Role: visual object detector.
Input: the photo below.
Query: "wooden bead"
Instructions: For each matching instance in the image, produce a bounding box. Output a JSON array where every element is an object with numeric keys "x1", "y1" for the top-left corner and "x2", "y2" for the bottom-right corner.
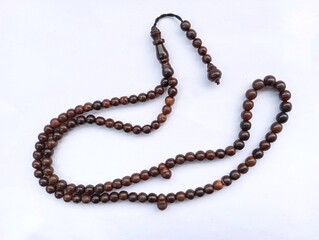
[
  {"x1": 213, "y1": 180, "x2": 224, "y2": 190},
  {"x1": 157, "y1": 194, "x2": 168, "y2": 210}
]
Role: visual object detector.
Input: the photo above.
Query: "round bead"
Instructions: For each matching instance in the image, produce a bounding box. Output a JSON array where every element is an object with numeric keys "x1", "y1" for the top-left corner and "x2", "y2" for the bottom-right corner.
[
  {"x1": 95, "y1": 184, "x2": 104, "y2": 194},
  {"x1": 185, "y1": 152, "x2": 195, "y2": 161},
  {"x1": 241, "y1": 111, "x2": 252, "y2": 121},
  {"x1": 252, "y1": 79, "x2": 265, "y2": 90},
  {"x1": 119, "y1": 191, "x2": 128, "y2": 201},
  {"x1": 266, "y1": 132, "x2": 277, "y2": 142},
  {"x1": 280, "y1": 90, "x2": 291, "y2": 101},
  {"x1": 276, "y1": 112, "x2": 289, "y2": 123},
  {"x1": 195, "y1": 187, "x2": 205, "y2": 197},
  {"x1": 165, "y1": 97, "x2": 175, "y2": 106},
  {"x1": 132, "y1": 125, "x2": 142, "y2": 134},
  {"x1": 180, "y1": 20, "x2": 191, "y2": 31},
  {"x1": 225, "y1": 146, "x2": 236, "y2": 156},
  {"x1": 110, "y1": 97, "x2": 120, "y2": 106},
  {"x1": 119, "y1": 97, "x2": 129, "y2": 105},
  {"x1": 204, "y1": 184, "x2": 214, "y2": 194},
  {"x1": 274, "y1": 81, "x2": 286, "y2": 92},
  {"x1": 149, "y1": 167, "x2": 159, "y2": 177},
  {"x1": 213, "y1": 180, "x2": 224, "y2": 190},
  {"x1": 245, "y1": 156, "x2": 257, "y2": 167},
  {"x1": 280, "y1": 102, "x2": 292, "y2": 112},
  {"x1": 263, "y1": 75, "x2": 276, "y2": 86},
  {"x1": 271, "y1": 122, "x2": 283, "y2": 133},
  {"x1": 202, "y1": 54, "x2": 212, "y2": 64},
  {"x1": 92, "y1": 100, "x2": 102, "y2": 110},
  {"x1": 138, "y1": 192, "x2": 148, "y2": 203},
  {"x1": 128, "y1": 192, "x2": 138, "y2": 202},
  {"x1": 95, "y1": 117, "x2": 105, "y2": 126},
  {"x1": 198, "y1": 46, "x2": 207, "y2": 56},
  {"x1": 142, "y1": 125, "x2": 151, "y2": 134},
  {"x1": 140, "y1": 170, "x2": 150, "y2": 180},
  {"x1": 186, "y1": 29, "x2": 197, "y2": 39},
  {"x1": 138, "y1": 93, "x2": 147, "y2": 102},
  {"x1": 239, "y1": 131, "x2": 250, "y2": 141},
  {"x1": 168, "y1": 87, "x2": 178, "y2": 97},
  {"x1": 81, "y1": 195, "x2": 91, "y2": 203},
  {"x1": 230, "y1": 170, "x2": 241, "y2": 180},
  {"x1": 129, "y1": 95, "x2": 138, "y2": 104},
  {"x1": 259, "y1": 140, "x2": 271, "y2": 151},
  {"x1": 195, "y1": 150, "x2": 205, "y2": 161},
  {"x1": 245, "y1": 89, "x2": 257, "y2": 100},
  {"x1": 176, "y1": 191, "x2": 186, "y2": 201},
  {"x1": 234, "y1": 139, "x2": 245, "y2": 150},
  {"x1": 100, "y1": 193, "x2": 110, "y2": 203},
  {"x1": 102, "y1": 99, "x2": 111, "y2": 108},
  {"x1": 110, "y1": 192, "x2": 119, "y2": 202},
  {"x1": 86, "y1": 115, "x2": 95, "y2": 124},
  {"x1": 175, "y1": 154, "x2": 185, "y2": 164},
  {"x1": 148, "y1": 193, "x2": 158, "y2": 203},
  {"x1": 91, "y1": 195, "x2": 100, "y2": 203},
  {"x1": 103, "y1": 181, "x2": 113, "y2": 192},
  {"x1": 205, "y1": 150, "x2": 215, "y2": 160},
  {"x1": 237, "y1": 163, "x2": 249, "y2": 174},
  {"x1": 243, "y1": 100, "x2": 254, "y2": 111},
  {"x1": 114, "y1": 121, "x2": 123, "y2": 130},
  {"x1": 240, "y1": 121, "x2": 251, "y2": 131},
  {"x1": 252, "y1": 148, "x2": 264, "y2": 159},
  {"x1": 131, "y1": 173, "x2": 141, "y2": 183},
  {"x1": 192, "y1": 38, "x2": 202, "y2": 48},
  {"x1": 54, "y1": 191, "x2": 63, "y2": 199},
  {"x1": 221, "y1": 176, "x2": 232, "y2": 186},
  {"x1": 112, "y1": 179, "x2": 122, "y2": 189},
  {"x1": 166, "y1": 193, "x2": 176, "y2": 203},
  {"x1": 185, "y1": 189, "x2": 195, "y2": 199},
  {"x1": 215, "y1": 149, "x2": 225, "y2": 159}
]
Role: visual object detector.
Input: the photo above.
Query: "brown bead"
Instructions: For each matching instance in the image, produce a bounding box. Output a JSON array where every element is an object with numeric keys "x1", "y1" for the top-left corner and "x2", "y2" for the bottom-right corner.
[
  {"x1": 95, "y1": 183, "x2": 104, "y2": 194},
  {"x1": 110, "y1": 192, "x2": 119, "y2": 202},
  {"x1": 149, "y1": 167, "x2": 159, "y2": 177},
  {"x1": 243, "y1": 100, "x2": 254, "y2": 111},
  {"x1": 128, "y1": 192, "x2": 138, "y2": 202},
  {"x1": 205, "y1": 150, "x2": 215, "y2": 160},
  {"x1": 185, "y1": 152, "x2": 195, "y2": 161},
  {"x1": 102, "y1": 99, "x2": 111, "y2": 108},
  {"x1": 195, "y1": 150, "x2": 205, "y2": 161},
  {"x1": 174, "y1": 154, "x2": 184, "y2": 164},
  {"x1": 176, "y1": 191, "x2": 186, "y2": 201},
  {"x1": 91, "y1": 195, "x2": 100, "y2": 203},
  {"x1": 35, "y1": 141, "x2": 45, "y2": 151},
  {"x1": 38, "y1": 133, "x2": 48, "y2": 143},
  {"x1": 39, "y1": 177, "x2": 49, "y2": 187},
  {"x1": 76, "y1": 116, "x2": 86, "y2": 125},
  {"x1": 263, "y1": 75, "x2": 276, "y2": 86},
  {"x1": 225, "y1": 146, "x2": 236, "y2": 156},
  {"x1": 110, "y1": 97, "x2": 120, "y2": 106},
  {"x1": 43, "y1": 167, "x2": 54, "y2": 176},
  {"x1": 274, "y1": 81, "x2": 286, "y2": 92},
  {"x1": 160, "y1": 168, "x2": 172, "y2": 179},
  {"x1": 157, "y1": 113, "x2": 167, "y2": 123},
  {"x1": 245, "y1": 156, "x2": 257, "y2": 167},
  {"x1": 204, "y1": 184, "x2": 214, "y2": 194},
  {"x1": 166, "y1": 193, "x2": 176, "y2": 203},
  {"x1": 48, "y1": 174, "x2": 59, "y2": 185},
  {"x1": 280, "y1": 90, "x2": 291, "y2": 101},
  {"x1": 239, "y1": 131, "x2": 250, "y2": 141},
  {"x1": 66, "y1": 120, "x2": 76, "y2": 128},
  {"x1": 230, "y1": 170, "x2": 241, "y2": 180},
  {"x1": 147, "y1": 193, "x2": 158, "y2": 203},
  {"x1": 237, "y1": 163, "x2": 249, "y2": 174},
  {"x1": 119, "y1": 191, "x2": 128, "y2": 201},
  {"x1": 252, "y1": 149, "x2": 264, "y2": 159},
  {"x1": 266, "y1": 132, "x2": 277, "y2": 142},
  {"x1": 162, "y1": 105, "x2": 172, "y2": 115},
  {"x1": 72, "y1": 195, "x2": 81, "y2": 203},
  {"x1": 280, "y1": 102, "x2": 292, "y2": 112},
  {"x1": 112, "y1": 179, "x2": 122, "y2": 189},
  {"x1": 215, "y1": 149, "x2": 225, "y2": 159},
  {"x1": 132, "y1": 125, "x2": 142, "y2": 134},
  {"x1": 100, "y1": 193, "x2": 110, "y2": 203},
  {"x1": 165, "y1": 158, "x2": 175, "y2": 168},
  {"x1": 138, "y1": 93, "x2": 147, "y2": 102},
  {"x1": 245, "y1": 89, "x2": 257, "y2": 100},
  {"x1": 128, "y1": 95, "x2": 138, "y2": 104},
  {"x1": 131, "y1": 173, "x2": 141, "y2": 183},
  {"x1": 202, "y1": 54, "x2": 212, "y2": 64},
  {"x1": 92, "y1": 100, "x2": 102, "y2": 110},
  {"x1": 34, "y1": 170, "x2": 43, "y2": 178},
  {"x1": 252, "y1": 79, "x2": 264, "y2": 90},
  {"x1": 58, "y1": 113, "x2": 68, "y2": 123},
  {"x1": 33, "y1": 151, "x2": 42, "y2": 160},
  {"x1": 168, "y1": 87, "x2": 177, "y2": 97},
  {"x1": 83, "y1": 102, "x2": 93, "y2": 112},
  {"x1": 241, "y1": 111, "x2": 252, "y2": 121},
  {"x1": 276, "y1": 112, "x2": 289, "y2": 123},
  {"x1": 140, "y1": 170, "x2": 150, "y2": 180},
  {"x1": 259, "y1": 140, "x2": 271, "y2": 151},
  {"x1": 75, "y1": 184, "x2": 85, "y2": 195},
  {"x1": 151, "y1": 121, "x2": 160, "y2": 130},
  {"x1": 75, "y1": 105, "x2": 84, "y2": 114},
  {"x1": 44, "y1": 125, "x2": 54, "y2": 134},
  {"x1": 63, "y1": 194, "x2": 72, "y2": 202},
  {"x1": 180, "y1": 20, "x2": 191, "y2": 31},
  {"x1": 198, "y1": 46, "x2": 207, "y2": 56},
  {"x1": 271, "y1": 122, "x2": 283, "y2": 133},
  {"x1": 155, "y1": 85, "x2": 164, "y2": 95},
  {"x1": 165, "y1": 97, "x2": 175, "y2": 106},
  {"x1": 81, "y1": 195, "x2": 91, "y2": 204},
  {"x1": 56, "y1": 180, "x2": 67, "y2": 191},
  {"x1": 95, "y1": 117, "x2": 105, "y2": 126},
  {"x1": 147, "y1": 90, "x2": 156, "y2": 99},
  {"x1": 114, "y1": 121, "x2": 123, "y2": 130},
  {"x1": 195, "y1": 187, "x2": 205, "y2": 197},
  {"x1": 221, "y1": 176, "x2": 232, "y2": 186},
  {"x1": 186, "y1": 189, "x2": 195, "y2": 199},
  {"x1": 240, "y1": 121, "x2": 251, "y2": 131},
  {"x1": 186, "y1": 29, "x2": 197, "y2": 39},
  {"x1": 65, "y1": 184, "x2": 76, "y2": 194},
  {"x1": 66, "y1": 109, "x2": 76, "y2": 118},
  {"x1": 123, "y1": 123, "x2": 133, "y2": 132},
  {"x1": 103, "y1": 181, "x2": 113, "y2": 192},
  {"x1": 50, "y1": 118, "x2": 61, "y2": 128},
  {"x1": 105, "y1": 118, "x2": 114, "y2": 128},
  {"x1": 157, "y1": 194, "x2": 168, "y2": 210},
  {"x1": 138, "y1": 192, "x2": 148, "y2": 203},
  {"x1": 121, "y1": 176, "x2": 131, "y2": 186},
  {"x1": 161, "y1": 78, "x2": 169, "y2": 87},
  {"x1": 142, "y1": 125, "x2": 151, "y2": 134},
  {"x1": 32, "y1": 160, "x2": 42, "y2": 169},
  {"x1": 86, "y1": 115, "x2": 95, "y2": 124},
  {"x1": 213, "y1": 180, "x2": 224, "y2": 190},
  {"x1": 119, "y1": 96, "x2": 129, "y2": 105},
  {"x1": 192, "y1": 38, "x2": 202, "y2": 48},
  {"x1": 46, "y1": 185, "x2": 55, "y2": 194}
]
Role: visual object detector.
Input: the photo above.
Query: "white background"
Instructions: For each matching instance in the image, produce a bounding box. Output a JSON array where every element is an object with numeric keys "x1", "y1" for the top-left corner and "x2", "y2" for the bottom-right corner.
[{"x1": 1, "y1": 0, "x2": 318, "y2": 239}]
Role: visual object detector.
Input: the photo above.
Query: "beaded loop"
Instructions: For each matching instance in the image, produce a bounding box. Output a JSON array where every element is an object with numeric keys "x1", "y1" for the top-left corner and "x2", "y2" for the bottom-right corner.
[{"x1": 32, "y1": 13, "x2": 291, "y2": 211}]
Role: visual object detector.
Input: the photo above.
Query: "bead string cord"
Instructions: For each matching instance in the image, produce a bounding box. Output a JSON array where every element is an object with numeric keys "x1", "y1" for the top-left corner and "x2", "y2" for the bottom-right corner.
[{"x1": 32, "y1": 13, "x2": 292, "y2": 210}]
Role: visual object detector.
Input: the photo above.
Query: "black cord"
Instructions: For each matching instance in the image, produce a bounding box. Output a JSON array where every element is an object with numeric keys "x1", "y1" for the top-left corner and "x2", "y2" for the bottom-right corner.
[{"x1": 153, "y1": 13, "x2": 183, "y2": 27}]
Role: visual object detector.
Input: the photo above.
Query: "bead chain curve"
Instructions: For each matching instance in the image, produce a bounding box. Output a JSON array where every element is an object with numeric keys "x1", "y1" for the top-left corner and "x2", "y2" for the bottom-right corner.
[{"x1": 32, "y1": 13, "x2": 292, "y2": 210}]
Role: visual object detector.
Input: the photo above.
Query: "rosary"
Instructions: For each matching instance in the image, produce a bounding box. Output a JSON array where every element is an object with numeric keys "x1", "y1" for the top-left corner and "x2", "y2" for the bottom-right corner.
[{"x1": 32, "y1": 13, "x2": 292, "y2": 210}]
